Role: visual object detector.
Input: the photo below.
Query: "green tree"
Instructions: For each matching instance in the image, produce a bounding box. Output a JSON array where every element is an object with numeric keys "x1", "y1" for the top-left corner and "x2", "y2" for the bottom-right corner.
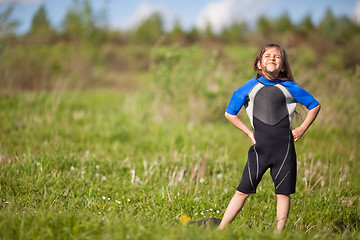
[
  {"x1": 62, "y1": 0, "x2": 96, "y2": 41},
  {"x1": 298, "y1": 14, "x2": 314, "y2": 33},
  {"x1": 335, "y1": 16, "x2": 360, "y2": 42},
  {"x1": 319, "y1": 8, "x2": 339, "y2": 41},
  {"x1": 28, "y1": 5, "x2": 56, "y2": 41},
  {"x1": 273, "y1": 12, "x2": 293, "y2": 34},
  {"x1": 0, "y1": 5, "x2": 18, "y2": 58},
  {"x1": 256, "y1": 16, "x2": 272, "y2": 36},
  {"x1": 170, "y1": 18, "x2": 185, "y2": 42},
  {"x1": 204, "y1": 22, "x2": 214, "y2": 39},
  {"x1": 134, "y1": 12, "x2": 164, "y2": 43},
  {"x1": 220, "y1": 21, "x2": 249, "y2": 43},
  {"x1": 185, "y1": 26, "x2": 199, "y2": 43},
  {"x1": 0, "y1": 5, "x2": 18, "y2": 39}
]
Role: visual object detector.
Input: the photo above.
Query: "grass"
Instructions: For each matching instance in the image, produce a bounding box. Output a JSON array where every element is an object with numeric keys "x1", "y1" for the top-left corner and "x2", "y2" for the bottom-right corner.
[{"x1": 1, "y1": 44, "x2": 359, "y2": 239}]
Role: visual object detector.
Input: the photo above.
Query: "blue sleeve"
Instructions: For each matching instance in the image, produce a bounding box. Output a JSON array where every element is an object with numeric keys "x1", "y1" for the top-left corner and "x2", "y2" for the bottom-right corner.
[
  {"x1": 225, "y1": 78, "x2": 258, "y2": 115},
  {"x1": 283, "y1": 81, "x2": 319, "y2": 110}
]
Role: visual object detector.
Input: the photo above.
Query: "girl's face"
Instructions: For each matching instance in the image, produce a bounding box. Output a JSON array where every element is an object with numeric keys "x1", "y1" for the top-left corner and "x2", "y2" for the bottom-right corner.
[{"x1": 259, "y1": 47, "x2": 284, "y2": 77}]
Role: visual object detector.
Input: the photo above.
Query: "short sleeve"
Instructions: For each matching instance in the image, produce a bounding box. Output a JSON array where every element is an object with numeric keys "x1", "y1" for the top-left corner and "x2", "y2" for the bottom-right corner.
[
  {"x1": 225, "y1": 78, "x2": 258, "y2": 115},
  {"x1": 283, "y1": 81, "x2": 319, "y2": 110}
]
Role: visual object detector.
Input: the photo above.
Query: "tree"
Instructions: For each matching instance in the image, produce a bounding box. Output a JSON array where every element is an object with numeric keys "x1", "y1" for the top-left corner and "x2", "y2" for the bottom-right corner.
[
  {"x1": 185, "y1": 27, "x2": 199, "y2": 43},
  {"x1": 28, "y1": 5, "x2": 56, "y2": 41},
  {"x1": 220, "y1": 21, "x2": 249, "y2": 43},
  {"x1": 169, "y1": 18, "x2": 185, "y2": 42},
  {"x1": 134, "y1": 12, "x2": 164, "y2": 43},
  {"x1": 0, "y1": 5, "x2": 18, "y2": 40},
  {"x1": 256, "y1": 16, "x2": 272, "y2": 36},
  {"x1": 62, "y1": 0, "x2": 96, "y2": 41},
  {"x1": 204, "y1": 22, "x2": 214, "y2": 39},
  {"x1": 334, "y1": 16, "x2": 360, "y2": 42},
  {"x1": 273, "y1": 12, "x2": 293, "y2": 34},
  {"x1": 319, "y1": 8, "x2": 339, "y2": 41},
  {"x1": 298, "y1": 14, "x2": 314, "y2": 33},
  {"x1": 0, "y1": 5, "x2": 18, "y2": 58}
]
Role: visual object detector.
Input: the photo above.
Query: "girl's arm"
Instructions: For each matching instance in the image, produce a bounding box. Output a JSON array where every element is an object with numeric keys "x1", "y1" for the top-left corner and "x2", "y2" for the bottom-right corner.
[
  {"x1": 292, "y1": 104, "x2": 321, "y2": 142},
  {"x1": 225, "y1": 112, "x2": 256, "y2": 145}
]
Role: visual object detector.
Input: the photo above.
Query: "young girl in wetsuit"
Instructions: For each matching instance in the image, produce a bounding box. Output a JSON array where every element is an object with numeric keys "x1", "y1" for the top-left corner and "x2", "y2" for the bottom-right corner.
[{"x1": 218, "y1": 43, "x2": 321, "y2": 232}]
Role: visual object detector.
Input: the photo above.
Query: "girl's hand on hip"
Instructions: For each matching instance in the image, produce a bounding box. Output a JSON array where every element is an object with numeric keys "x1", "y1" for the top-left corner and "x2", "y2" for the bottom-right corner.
[
  {"x1": 292, "y1": 127, "x2": 305, "y2": 142},
  {"x1": 247, "y1": 132, "x2": 256, "y2": 145},
  {"x1": 292, "y1": 104, "x2": 321, "y2": 142}
]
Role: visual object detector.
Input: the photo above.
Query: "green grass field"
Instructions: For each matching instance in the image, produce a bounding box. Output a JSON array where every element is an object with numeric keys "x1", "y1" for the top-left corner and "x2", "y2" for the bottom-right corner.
[{"x1": 1, "y1": 45, "x2": 359, "y2": 239}]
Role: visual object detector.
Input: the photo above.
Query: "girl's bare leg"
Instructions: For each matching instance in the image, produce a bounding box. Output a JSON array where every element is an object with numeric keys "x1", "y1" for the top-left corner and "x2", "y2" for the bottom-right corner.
[
  {"x1": 276, "y1": 194, "x2": 290, "y2": 233},
  {"x1": 217, "y1": 191, "x2": 250, "y2": 230}
]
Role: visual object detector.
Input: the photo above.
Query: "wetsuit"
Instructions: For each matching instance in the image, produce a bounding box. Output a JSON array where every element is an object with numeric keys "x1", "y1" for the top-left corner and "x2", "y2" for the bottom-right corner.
[{"x1": 226, "y1": 76, "x2": 319, "y2": 194}]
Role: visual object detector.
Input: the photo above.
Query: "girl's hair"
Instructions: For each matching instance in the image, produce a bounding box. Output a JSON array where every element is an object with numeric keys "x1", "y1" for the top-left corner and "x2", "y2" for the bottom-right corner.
[{"x1": 253, "y1": 43, "x2": 295, "y2": 82}]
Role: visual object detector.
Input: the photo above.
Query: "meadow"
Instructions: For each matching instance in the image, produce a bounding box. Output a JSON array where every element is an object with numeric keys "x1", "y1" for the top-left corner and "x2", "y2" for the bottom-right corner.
[{"x1": 1, "y1": 43, "x2": 359, "y2": 239}]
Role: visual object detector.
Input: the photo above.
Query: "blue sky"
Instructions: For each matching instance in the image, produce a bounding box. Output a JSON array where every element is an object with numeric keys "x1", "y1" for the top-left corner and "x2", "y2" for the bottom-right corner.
[{"x1": 1, "y1": 0, "x2": 360, "y2": 34}]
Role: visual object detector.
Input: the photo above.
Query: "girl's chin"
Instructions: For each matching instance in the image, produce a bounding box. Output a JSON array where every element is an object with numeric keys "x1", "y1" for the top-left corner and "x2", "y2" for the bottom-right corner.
[{"x1": 266, "y1": 66, "x2": 277, "y2": 72}]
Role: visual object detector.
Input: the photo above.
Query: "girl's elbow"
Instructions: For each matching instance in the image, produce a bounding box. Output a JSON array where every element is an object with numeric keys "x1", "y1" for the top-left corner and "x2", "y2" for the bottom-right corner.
[
  {"x1": 311, "y1": 103, "x2": 321, "y2": 112},
  {"x1": 225, "y1": 111, "x2": 235, "y2": 119},
  {"x1": 311, "y1": 104, "x2": 321, "y2": 116}
]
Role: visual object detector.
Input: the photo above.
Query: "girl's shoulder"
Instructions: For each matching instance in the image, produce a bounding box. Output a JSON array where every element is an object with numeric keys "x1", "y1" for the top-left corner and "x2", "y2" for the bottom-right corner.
[
  {"x1": 279, "y1": 80, "x2": 300, "y2": 88},
  {"x1": 235, "y1": 77, "x2": 258, "y2": 91},
  {"x1": 279, "y1": 80, "x2": 304, "y2": 93},
  {"x1": 231, "y1": 78, "x2": 259, "y2": 97},
  {"x1": 279, "y1": 80, "x2": 319, "y2": 109}
]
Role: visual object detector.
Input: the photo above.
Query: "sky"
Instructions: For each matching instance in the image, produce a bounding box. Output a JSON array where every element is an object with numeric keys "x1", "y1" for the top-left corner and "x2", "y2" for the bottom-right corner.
[{"x1": 1, "y1": 0, "x2": 360, "y2": 34}]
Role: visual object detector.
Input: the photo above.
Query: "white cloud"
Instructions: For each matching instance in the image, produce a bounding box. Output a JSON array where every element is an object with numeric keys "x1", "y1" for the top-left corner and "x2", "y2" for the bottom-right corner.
[
  {"x1": 196, "y1": 0, "x2": 275, "y2": 33},
  {"x1": 354, "y1": 0, "x2": 360, "y2": 24},
  {"x1": 114, "y1": 2, "x2": 167, "y2": 30}
]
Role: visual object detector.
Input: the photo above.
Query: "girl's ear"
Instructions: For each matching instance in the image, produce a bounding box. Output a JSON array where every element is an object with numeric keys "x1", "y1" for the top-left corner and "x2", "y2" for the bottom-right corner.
[{"x1": 257, "y1": 61, "x2": 262, "y2": 70}]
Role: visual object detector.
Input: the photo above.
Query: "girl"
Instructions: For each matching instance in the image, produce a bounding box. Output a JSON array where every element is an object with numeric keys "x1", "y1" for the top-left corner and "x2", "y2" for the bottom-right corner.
[{"x1": 218, "y1": 43, "x2": 321, "y2": 232}]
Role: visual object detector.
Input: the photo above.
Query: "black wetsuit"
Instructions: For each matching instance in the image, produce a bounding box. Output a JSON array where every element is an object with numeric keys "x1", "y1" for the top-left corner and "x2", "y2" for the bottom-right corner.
[{"x1": 226, "y1": 76, "x2": 319, "y2": 194}]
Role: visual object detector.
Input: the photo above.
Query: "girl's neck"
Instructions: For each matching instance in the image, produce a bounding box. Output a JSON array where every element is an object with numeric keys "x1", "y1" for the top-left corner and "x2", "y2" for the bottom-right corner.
[{"x1": 261, "y1": 71, "x2": 279, "y2": 81}]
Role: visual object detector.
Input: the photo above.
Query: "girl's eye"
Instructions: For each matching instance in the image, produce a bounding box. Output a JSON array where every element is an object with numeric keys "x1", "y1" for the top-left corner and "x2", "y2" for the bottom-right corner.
[{"x1": 263, "y1": 55, "x2": 281, "y2": 60}]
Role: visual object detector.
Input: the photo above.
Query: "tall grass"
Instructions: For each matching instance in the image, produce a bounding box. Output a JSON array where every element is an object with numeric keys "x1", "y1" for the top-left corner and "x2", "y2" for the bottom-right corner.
[{"x1": 0, "y1": 44, "x2": 359, "y2": 239}]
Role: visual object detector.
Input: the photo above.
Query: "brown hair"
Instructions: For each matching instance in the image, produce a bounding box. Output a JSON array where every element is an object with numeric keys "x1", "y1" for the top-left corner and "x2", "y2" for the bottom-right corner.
[{"x1": 253, "y1": 43, "x2": 295, "y2": 82}]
